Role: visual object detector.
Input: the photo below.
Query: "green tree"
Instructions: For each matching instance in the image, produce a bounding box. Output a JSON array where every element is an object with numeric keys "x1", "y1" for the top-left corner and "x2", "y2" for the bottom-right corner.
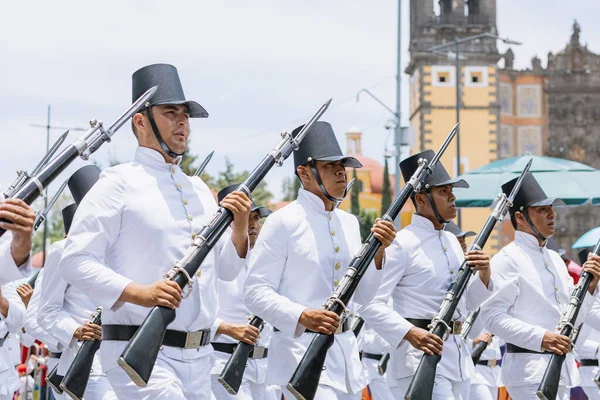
[
  {"x1": 281, "y1": 175, "x2": 302, "y2": 201},
  {"x1": 31, "y1": 192, "x2": 73, "y2": 254},
  {"x1": 212, "y1": 158, "x2": 273, "y2": 207},
  {"x1": 350, "y1": 169, "x2": 362, "y2": 216},
  {"x1": 381, "y1": 158, "x2": 392, "y2": 215},
  {"x1": 358, "y1": 209, "x2": 378, "y2": 241}
]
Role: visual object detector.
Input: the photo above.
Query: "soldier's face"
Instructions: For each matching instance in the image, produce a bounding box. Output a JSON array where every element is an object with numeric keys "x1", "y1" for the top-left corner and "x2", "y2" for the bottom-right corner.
[
  {"x1": 430, "y1": 185, "x2": 457, "y2": 220},
  {"x1": 313, "y1": 160, "x2": 348, "y2": 198},
  {"x1": 521, "y1": 205, "x2": 556, "y2": 238},
  {"x1": 248, "y1": 210, "x2": 261, "y2": 249},
  {"x1": 152, "y1": 104, "x2": 191, "y2": 155}
]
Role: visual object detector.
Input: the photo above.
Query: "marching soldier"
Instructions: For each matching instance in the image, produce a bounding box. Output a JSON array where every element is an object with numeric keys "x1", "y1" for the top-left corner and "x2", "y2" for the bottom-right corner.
[
  {"x1": 480, "y1": 173, "x2": 600, "y2": 399},
  {"x1": 38, "y1": 165, "x2": 116, "y2": 399},
  {"x1": 244, "y1": 121, "x2": 397, "y2": 400},
  {"x1": 0, "y1": 199, "x2": 35, "y2": 285},
  {"x1": 58, "y1": 64, "x2": 251, "y2": 399},
  {"x1": 210, "y1": 184, "x2": 273, "y2": 400},
  {"x1": 358, "y1": 150, "x2": 494, "y2": 399}
]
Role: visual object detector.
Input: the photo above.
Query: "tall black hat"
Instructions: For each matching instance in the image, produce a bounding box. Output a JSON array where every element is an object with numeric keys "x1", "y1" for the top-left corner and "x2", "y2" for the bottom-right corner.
[
  {"x1": 445, "y1": 220, "x2": 476, "y2": 239},
  {"x1": 132, "y1": 64, "x2": 208, "y2": 119},
  {"x1": 578, "y1": 248, "x2": 592, "y2": 265},
  {"x1": 68, "y1": 165, "x2": 101, "y2": 205},
  {"x1": 62, "y1": 203, "x2": 77, "y2": 236},
  {"x1": 400, "y1": 150, "x2": 468, "y2": 191},
  {"x1": 501, "y1": 173, "x2": 564, "y2": 241},
  {"x1": 217, "y1": 184, "x2": 272, "y2": 218}
]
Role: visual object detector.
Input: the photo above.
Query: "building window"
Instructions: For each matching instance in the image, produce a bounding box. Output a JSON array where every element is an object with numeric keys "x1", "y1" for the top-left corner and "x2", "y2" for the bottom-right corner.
[
  {"x1": 499, "y1": 83, "x2": 513, "y2": 115},
  {"x1": 464, "y1": 66, "x2": 488, "y2": 88},
  {"x1": 517, "y1": 85, "x2": 542, "y2": 117},
  {"x1": 431, "y1": 66, "x2": 455, "y2": 87},
  {"x1": 517, "y1": 126, "x2": 542, "y2": 155},
  {"x1": 499, "y1": 125, "x2": 514, "y2": 158}
]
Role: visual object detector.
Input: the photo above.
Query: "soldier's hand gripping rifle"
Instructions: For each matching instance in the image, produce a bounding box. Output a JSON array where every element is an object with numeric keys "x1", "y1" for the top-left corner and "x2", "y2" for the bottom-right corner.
[
  {"x1": 218, "y1": 315, "x2": 265, "y2": 394},
  {"x1": 0, "y1": 86, "x2": 157, "y2": 239},
  {"x1": 405, "y1": 158, "x2": 533, "y2": 400},
  {"x1": 286, "y1": 123, "x2": 459, "y2": 400},
  {"x1": 537, "y1": 238, "x2": 600, "y2": 400},
  {"x1": 117, "y1": 99, "x2": 332, "y2": 387},
  {"x1": 60, "y1": 307, "x2": 102, "y2": 400}
]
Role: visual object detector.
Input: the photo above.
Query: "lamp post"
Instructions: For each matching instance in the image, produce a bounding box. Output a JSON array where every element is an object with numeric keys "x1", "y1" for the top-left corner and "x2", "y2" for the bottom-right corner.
[{"x1": 426, "y1": 33, "x2": 521, "y2": 228}]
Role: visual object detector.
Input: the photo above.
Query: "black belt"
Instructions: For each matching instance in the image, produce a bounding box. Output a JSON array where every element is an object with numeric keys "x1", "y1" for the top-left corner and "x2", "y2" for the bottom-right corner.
[
  {"x1": 360, "y1": 351, "x2": 383, "y2": 361},
  {"x1": 477, "y1": 359, "x2": 500, "y2": 367},
  {"x1": 406, "y1": 318, "x2": 463, "y2": 335},
  {"x1": 581, "y1": 359, "x2": 599, "y2": 367},
  {"x1": 211, "y1": 342, "x2": 269, "y2": 359},
  {"x1": 102, "y1": 325, "x2": 211, "y2": 349},
  {"x1": 50, "y1": 352, "x2": 62, "y2": 359},
  {"x1": 505, "y1": 343, "x2": 546, "y2": 354},
  {"x1": 274, "y1": 319, "x2": 350, "y2": 335}
]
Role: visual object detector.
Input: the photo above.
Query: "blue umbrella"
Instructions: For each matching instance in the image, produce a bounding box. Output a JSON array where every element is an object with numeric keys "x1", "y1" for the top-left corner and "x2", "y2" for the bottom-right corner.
[{"x1": 572, "y1": 226, "x2": 600, "y2": 249}]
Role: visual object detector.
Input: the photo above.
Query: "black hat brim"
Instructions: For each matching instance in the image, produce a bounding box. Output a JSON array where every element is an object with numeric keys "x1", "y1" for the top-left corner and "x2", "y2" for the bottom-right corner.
[
  {"x1": 251, "y1": 206, "x2": 272, "y2": 218},
  {"x1": 153, "y1": 100, "x2": 208, "y2": 118},
  {"x1": 530, "y1": 197, "x2": 565, "y2": 207},
  {"x1": 457, "y1": 231, "x2": 476, "y2": 238},
  {"x1": 315, "y1": 155, "x2": 363, "y2": 169},
  {"x1": 434, "y1": 177, "x2": 470, "y2": 189}
]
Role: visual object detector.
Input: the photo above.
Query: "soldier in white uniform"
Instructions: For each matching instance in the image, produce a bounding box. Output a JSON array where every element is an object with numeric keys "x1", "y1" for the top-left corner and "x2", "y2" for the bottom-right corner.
[
  {"x1": 244, "y1": 121, "x2": 397, "y2": 400},
  {"x1": 38, "y1": 165, "x2": 117, "y2": 399},
  {"x1": 58, "y1": 64, "x2": 251, "y2": 400},
  {"x1": 210, "y1": 183, "x2": 272, "y2": 400},
  {"x1": 480, "y1": 173, "x2": 600, "y2": 399},
  {"x1": 0, "y1": 282, "x2": 26, "y2": 400},
  {"x1": 0, "y1": 198, "x2": 35, "y2": 285},
  {"x1": 357, "y1": 321, "x2": 395, "y2": 400},
  {"x1": 358, "y1": 150, "x2": 494, "y2": 400}
]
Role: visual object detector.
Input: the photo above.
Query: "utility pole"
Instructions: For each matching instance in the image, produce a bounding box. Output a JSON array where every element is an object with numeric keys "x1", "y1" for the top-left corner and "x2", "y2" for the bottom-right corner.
[{"x1": 394, "y1": 0, "x2": 403, "y2": 229}]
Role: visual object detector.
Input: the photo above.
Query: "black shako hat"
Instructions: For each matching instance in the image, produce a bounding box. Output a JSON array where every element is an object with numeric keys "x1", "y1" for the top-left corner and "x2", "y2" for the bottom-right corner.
[
  {"x1": 292, "y1": 122, "x2": 362, "y2": 171},
  {"x1": 68, "y1": 165, "x2": 101, "y2": 206},
  {"x1": 132, "y1": 64, "x2": 208, "y2": 118},
  {"x1": 62, "y1": 203, "x2": 77, "y2": 236},
  {"x1": 501, "y1": 172, "x2": 565, "y2": 213},
  {"x1": 217, "y1": 184, "x2": 272, "y2": 218},
  {"x1": 445, "y1": 220, "x2": 476, "y2": 239},
  {"x1": 400, "y1": 150, "x2": 469, "y2": 191},
  {"x1": 578, "y1": 248, "x2": 592, "y2": 265}
]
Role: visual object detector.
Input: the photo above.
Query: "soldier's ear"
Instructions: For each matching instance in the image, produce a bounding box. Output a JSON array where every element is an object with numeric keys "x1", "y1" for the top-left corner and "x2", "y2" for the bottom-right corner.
[{"x1": 297, "y1": 165, "x2": 311, "y2": 183}]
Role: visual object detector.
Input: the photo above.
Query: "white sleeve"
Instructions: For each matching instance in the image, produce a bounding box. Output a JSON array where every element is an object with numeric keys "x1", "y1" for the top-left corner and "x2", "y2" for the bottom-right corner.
[
  {"x1": 352, "y1": 216, "x2": 384, "y2": 306},
  {"x1": 59, "y1": 171, "x2": 132, "y2": 310},
  {"x1": 23, "y1": 270, "x2": 63, "y2": 351},
  {"x1": 0, "y1": 282, "x2": 26, "y2": 334},
  {"x1": 358, "y1": 236, "x2": 414, "y2": 349},
  {"x1": 244, "y1": 213, "x2": 307, "y2": 338},
  {"x1": 0, "y1": 231, "x2": 32, "y2": 285},
  {"x1": 217, "y1": 229, "x2": 247, "y2": 282}
]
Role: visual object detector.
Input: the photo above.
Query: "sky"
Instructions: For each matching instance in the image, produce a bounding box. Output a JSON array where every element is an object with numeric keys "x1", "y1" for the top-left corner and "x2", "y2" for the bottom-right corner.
[{"x1": 1, "y1": 0, "x2": 598, "y2": 203}]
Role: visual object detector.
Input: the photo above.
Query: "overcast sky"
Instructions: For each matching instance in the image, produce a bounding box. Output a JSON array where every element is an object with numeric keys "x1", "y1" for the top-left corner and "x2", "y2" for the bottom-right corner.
[{"x1": 1, "y1": 0, "x2": 597, "y2": 203}]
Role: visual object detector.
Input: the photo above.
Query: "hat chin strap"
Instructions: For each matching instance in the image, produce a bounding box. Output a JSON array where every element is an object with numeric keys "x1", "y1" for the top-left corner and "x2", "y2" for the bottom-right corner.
[
  {"x1": 522, "y1": 208, "x2": 548, "y2": 244},
  {"x1": 425, "y1": 190, "x2": 450, "y2": 225},
  {"x1": 309, "y1": 160, "x2": 348, "y2": 204},
  {"x1": 146, "y1": 106, "x2": 184, "y2": 159}
]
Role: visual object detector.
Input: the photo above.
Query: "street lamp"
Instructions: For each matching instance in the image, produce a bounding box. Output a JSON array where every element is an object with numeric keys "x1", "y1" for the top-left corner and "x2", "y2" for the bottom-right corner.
[{"x1": 426, "y1": 33, "x2": 521, "y2": 228}]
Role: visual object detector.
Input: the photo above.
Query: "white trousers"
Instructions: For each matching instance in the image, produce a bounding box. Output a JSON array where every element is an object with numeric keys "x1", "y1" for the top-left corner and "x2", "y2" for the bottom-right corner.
[
  {"x1": 469, "y1": 384, "x2": 497, "y2": 400},
  {"x1": 505, "y1": 384, "x2": 567, "y2": 400},
  {"x1": 281, "y1": 385, "x2": 361, "y2": 400},
  {"x1": 391, "y1": 375, "x2": 471, "y2": 400},
  {"x1": 106, "y1": 354, "x2": 211, "y2": 400},
  {"x1": 81, "y1": 375, "x2": 118, "y2": 400},
  {"x1": 211, "y1": 374, "x2": 265, "y2": 399},
  {"x1": 367, "y1": 375, "x2": 395, "y2": 400},
  {"x1": 583, "y1": 386, "x2": 600, "y2": 400}
]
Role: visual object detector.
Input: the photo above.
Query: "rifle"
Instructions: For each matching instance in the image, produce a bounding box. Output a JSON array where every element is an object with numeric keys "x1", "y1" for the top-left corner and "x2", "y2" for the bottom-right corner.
[
  {"x1": 286, "y1": 123, "x2": 459, "y2": 400},
  {"x1": 460, "y1": 307, "x2": 491, "y2": 364},
  {"x1": 117, "y1": 99, "x2": 332, "y2": 387},
  {"x1": 537, "y1": 239, "x2": 600, "y2": 399},
  {"x1": 0, "y1": 86, "x2": 157, "y2": 238},
  {"x1": 378, "y1": 352, "x2": 390, "y2": 375},
  {"x1": 3, "y1": 131, "x2": 68, "y2": 198},
  {"x1": 193, "y1": 150, "x2": 214, "y2": 177},
  {"x1": 33, "y1": 179, "x2": 69, "y2": 232},
  {"x1": 405, "y1": 158, "x2": 533, "y2": 400},
  {"x1": 60, "y1": 307, "x2": 102, "y2": 400},
  {"x1": 46, "y1": 364, "x2": 64, "y2": 395},
  {"x1": 351, "y1": 316, "x2": 365, "y2": 337},
  {"x1": 217, "y1": 315, "x2": 265, "y2": 394}
]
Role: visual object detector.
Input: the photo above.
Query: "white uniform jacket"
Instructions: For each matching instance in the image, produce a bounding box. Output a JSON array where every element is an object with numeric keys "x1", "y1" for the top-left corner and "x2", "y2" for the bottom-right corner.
[
  {"x1": 574, "y1": 322, "x2": 600, "y2": 388},
  {"x1": 59, "y1": 147, "x2": 246, "y2": 372},
  {"x1": 358, "y1": 213, "x2": 494, "y2": 382},
  {"x1": 244, "y1": 189, "x2": 383, "y2": 394},
  {"x1": 0, "y1": 231, "x2": 31, "y2": 285},
  {"x1": 24, "y1": 268, "x2": 63, "y2": 353},
  {"x1": 480, "y1": 231, "x2": 596, "y2": 388},
  {"x1": 0, "y1": 282, "x2": 26, "y2": 395}
]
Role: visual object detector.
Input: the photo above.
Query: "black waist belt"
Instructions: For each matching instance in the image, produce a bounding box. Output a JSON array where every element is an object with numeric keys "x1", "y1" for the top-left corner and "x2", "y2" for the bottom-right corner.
[
  {"x1": 50, "y1": 352, "x2": 62, "y2": 359},
  {"x1": 581, "y1": 359, "x2": 599, "y2": 367},
  {"x1": 360, "y1": 351, "x2": 383, "y2": 361},
  {"x1": 274, "y1": 319, "x2": 350, "y2": 335},
  {"x1": 476, "y1": 359, "x2": 500, "y2": 367},
  {"x1": 211, "y1": 342, "x2": 269, "y2": 359},
  {"x1": 102, "y1": 325, "x2": 211, "y2": 349},
  {"x1": 406, "y1": 318, "x2": 463, "y2": 335},
  {"x1": 505, "y1": 343, "x2": 546, "y2": 354}
]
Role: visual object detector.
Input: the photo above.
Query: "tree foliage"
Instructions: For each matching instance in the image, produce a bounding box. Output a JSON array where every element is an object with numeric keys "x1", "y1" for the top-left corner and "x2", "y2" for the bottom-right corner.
[{"x1": 381, "y1": 158, "x2": 392, "y2": 215}]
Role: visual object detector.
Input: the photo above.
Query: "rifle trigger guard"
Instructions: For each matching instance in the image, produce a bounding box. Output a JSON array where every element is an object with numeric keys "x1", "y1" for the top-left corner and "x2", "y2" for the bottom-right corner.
[
  {"x1": 430, "y1": 318, "x2": 452, "y2": 341},
  {"x1": 165, "y1": 263, "x2": 194, "y2": 298}
]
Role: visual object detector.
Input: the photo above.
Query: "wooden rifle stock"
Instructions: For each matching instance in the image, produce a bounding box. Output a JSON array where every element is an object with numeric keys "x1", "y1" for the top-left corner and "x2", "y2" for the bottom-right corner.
[
  {"x1": 218, "y1": 315, "x2": 264, "y2": 394},
  {"x1": 60, "y1": 307, "x2": 102, "y2": 400},
  {"x1": 118, "y1": 99, "x2": 332, "y2": 387},
  {"x1": 287, "y1": 125, "x2": 459, "y2": 400},
  {"x1": 46, "y1": 364, "x2": 64, "y2": 394}
]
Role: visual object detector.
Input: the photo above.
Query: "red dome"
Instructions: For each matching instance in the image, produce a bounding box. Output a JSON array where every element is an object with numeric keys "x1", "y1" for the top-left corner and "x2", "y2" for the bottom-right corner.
[{"x1": 349, "y1": 154, "x2": 394, "y2": 195}]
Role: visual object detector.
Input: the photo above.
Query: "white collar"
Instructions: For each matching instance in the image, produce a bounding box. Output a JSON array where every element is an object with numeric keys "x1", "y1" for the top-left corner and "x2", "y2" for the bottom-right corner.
[{"x1": 134, "y1": 146, "x2": 182, "y2": 168}]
